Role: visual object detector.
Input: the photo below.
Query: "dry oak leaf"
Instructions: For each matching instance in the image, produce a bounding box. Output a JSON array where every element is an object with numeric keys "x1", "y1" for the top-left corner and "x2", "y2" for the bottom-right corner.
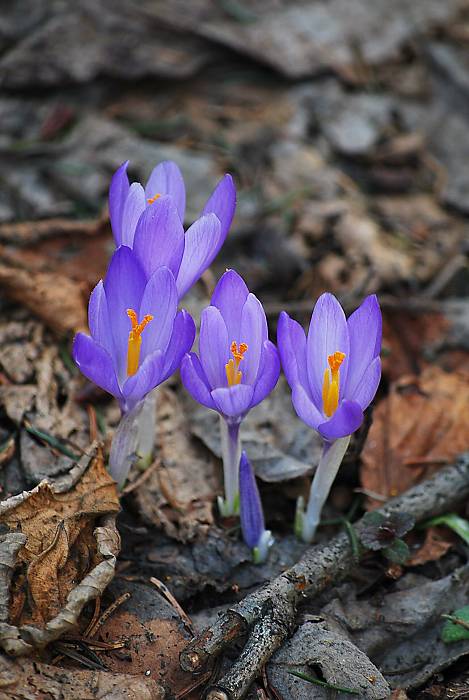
[
  {"x1": 407, "y1": 527, "x2": 453, "y2": 567},
  {"x1": 0, "y1": 252, "x2": 87, "y2": 335},
  {"x1": 0, "y1": 446, "x2": 119, "y2": 628},
  {"x1": 361, "y1": 365, "x2": 469, "y2": 508}
]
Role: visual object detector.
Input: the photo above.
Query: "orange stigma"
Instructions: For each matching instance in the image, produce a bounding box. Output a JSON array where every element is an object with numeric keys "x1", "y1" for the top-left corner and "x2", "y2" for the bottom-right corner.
[
  {"x1": 225, "y1": 341, "x2": 248, "y2": 386},
  {"x1": 322, "y1": 351, "x2": 346, "y2": 417},
  {"x1": 126, "y1": 309, "x2": 154, "y2": 376},
  {"x1": 147, "y1": 193, "x2": 161, "y2": 205}
]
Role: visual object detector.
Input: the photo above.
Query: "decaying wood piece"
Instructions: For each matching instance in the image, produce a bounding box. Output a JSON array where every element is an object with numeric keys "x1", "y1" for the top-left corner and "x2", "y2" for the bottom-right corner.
[{"x1": 180, "y1": 454, "x2": 469, "y2": 700}]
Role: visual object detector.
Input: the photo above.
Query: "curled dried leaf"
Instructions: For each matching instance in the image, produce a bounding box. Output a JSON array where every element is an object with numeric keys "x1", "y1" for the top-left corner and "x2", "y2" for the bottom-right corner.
[{"x1": 0, "y1": 443, "x2": 120, "y2": 655}]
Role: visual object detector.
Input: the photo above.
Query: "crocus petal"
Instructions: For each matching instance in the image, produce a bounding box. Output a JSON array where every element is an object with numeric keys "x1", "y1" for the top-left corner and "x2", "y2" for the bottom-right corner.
[
  {"x1": 144, "y1": 161, "x2": 186, "y2": 223},
  {"x1": 277, "y1": 311, "x2": 309, "y2": 391},
  {"x1": 307, "y1": 293, "x2": 350, "y2": 409},
  {"x1": 250, "y1": 341, "x2": 280, "y2": 408},
  {"x1": 73, "y1": 333, "x2": 122, "y2": 400},
  {"x1": 211, "y1": 384, "x2": 254, "y2": 419},
  {"x1": 133, "y1": 195, "x2": 185, "y2": 278},
  {"x1": 181, "y1": 352, "x2": 217, "y2": 410},
  {"x1": 239, "y1": 293, "x2": 268, "y2": 384},
  {"x1": 318, "y1": 400, "x2": 363, "y2": 441},
  {"x1": 291, "y1": 383, "x2": 323, "y2": 430},
  {"x1": 211, "y1": 269, "x2": 249, "y2": 341},
  {"x1": 199, "y1": 305, "x2": 229, "y2": 388},
  {"x1": 139, "y1": 267, "x2": 178, "y2": 360},
  {"x1": 122, "y1": 350, "x2": 164, "y2": 408},
  {"x1": 345, "y1": 294, "x2": 382, "y2": 398},
  {"x1": 103, "y1": 246, "x2": 147, "y2": 381},
  {"x1": 160, "y1": 309, "x2": 196, "y2": 383},
  {"x1": 121, "y1": 182, "x2": 146, "y2": 247},
  {"x1": 353, "y1": 356, "x2": 381, "y2": 411},
  {"x1": 88, "y1": 280, "x2": 115, "y2": 360},
  {"x1": 175, "y1": 213, "x2": 222, "y2": 298},
  {"x1": 239, "y1": 451, "x2": 265, "y2": 550},
  {"x1": 109, "y1": 161, "x2": 129, "y2": 246},
  {"x1": 202, "y1": 174, "x2": 236, "y2": 240}
]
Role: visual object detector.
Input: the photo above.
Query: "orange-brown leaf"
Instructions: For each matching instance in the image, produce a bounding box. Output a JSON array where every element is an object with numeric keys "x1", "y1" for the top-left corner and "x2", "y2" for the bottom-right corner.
[{"x1": 361, "y1": 366, "x2": 469, "y2": 507}]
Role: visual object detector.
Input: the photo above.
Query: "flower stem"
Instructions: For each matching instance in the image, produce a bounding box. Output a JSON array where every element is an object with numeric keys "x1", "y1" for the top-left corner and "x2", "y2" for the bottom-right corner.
[
  {"x1": 252, "y1": 530, "x2": 274, "y2": 564},
  {"x1": 299, "y1": 435, "x2": 351, "y2": 543},
  {"x1": 109, "y1": 391, "x2": 157, "y2": 488},
  {"x1": 218, "y1": 417, "x2": 241, "y2": 517},
  {"x1": 136, "y1": 389, "x2": 157, "y2": 469}
]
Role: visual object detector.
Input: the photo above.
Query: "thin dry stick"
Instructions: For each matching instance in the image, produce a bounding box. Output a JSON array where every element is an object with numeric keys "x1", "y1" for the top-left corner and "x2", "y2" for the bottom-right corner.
[
  {"x1": 150, "y1": 576, "x2": 194, "y2": 636},
  {"x1": 86, "y1": 592, "x2": 131, "y2": 638},
  {"x1": 179, "y1": 454, "x2": 469, "y2": 700},
  {"x1": 122, "y1": 457, "x2": 161, "y2": 495},
  {"x1": 84, "y1": 596, "x2": 101, "y2": 637}
]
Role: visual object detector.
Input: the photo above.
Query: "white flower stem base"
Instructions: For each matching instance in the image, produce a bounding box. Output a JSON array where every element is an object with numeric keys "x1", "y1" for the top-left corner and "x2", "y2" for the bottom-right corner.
[
  {"x1": 295, "y1": 435, "x2": 351, "y2": 543},
  {"x1": 109, "y1": 390, "x2": 157, "y2": 489},
  {"x1": 252, "y1": 530, "x2": 274, "y2": 564},
  {"x1": 218, "y1": 417, "x2": 241, "y2": 517},
  {"x1": 136, "y1": 389, "x2": 157, "y2": 469}
]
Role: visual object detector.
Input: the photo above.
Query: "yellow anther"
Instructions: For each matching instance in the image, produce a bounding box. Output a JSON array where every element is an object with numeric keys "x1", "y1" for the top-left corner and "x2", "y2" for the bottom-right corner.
[
  {"x1": 322, "y1": 350, "x2": 345, "y2": 417},
  {"x1": 127, "y1": 309, "x2": 138, "y2": 329},
  {"x1": 147, "y1": 193, "x2": 161, "y2": 205},
  {"x1": 328, "y1": 351, "x2": 346, "y2": 374},
  {"x1": 126, "y1": 309, "x2": 154, "y2": 376},
  {"x1": 225, "y1": 341, "x2": 248, "y2": 386}
]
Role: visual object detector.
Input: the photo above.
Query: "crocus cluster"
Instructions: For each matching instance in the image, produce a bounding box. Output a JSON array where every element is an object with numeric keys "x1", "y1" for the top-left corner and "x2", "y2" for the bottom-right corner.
[
  {"x1": 74, "y1": 159, "x2": 382, "y2": 561},
  {"x1": 74, "y1": 160, "x2": 234, "y2": 485}
]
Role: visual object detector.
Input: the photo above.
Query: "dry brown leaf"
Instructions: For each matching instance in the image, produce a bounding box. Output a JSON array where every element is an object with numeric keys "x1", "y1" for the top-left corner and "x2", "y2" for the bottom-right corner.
[
  {"x1": 0, "y1": 445, "x2": 120, "y2": 652},
  {"x1": 6, "y1": 228, "x2": 112, "y2": 288},
  {"x1": 0, "y1": 263, "x2": 87, "y2": 335},
  {"x1": 97, "y1": 580, "x2": 195, "y2": 696},
  {"x1": 407, "y1": 527, "x2": 453, "y2": 567},
  {"x1": 382, "y1": 312, "x2": 450, "y2": 382},
  {"x1": 361, "y1": 366, "x2": 469, "y2": 507},
  {"x1": 0, "y1": 654, "x2": 164, "y2": 700},
  {"x1": 0, "y1": 215, "x2": 106, "y2": 246},
  {"x1": 134, "y1": 387, "x2": 220, "y2": 541}
]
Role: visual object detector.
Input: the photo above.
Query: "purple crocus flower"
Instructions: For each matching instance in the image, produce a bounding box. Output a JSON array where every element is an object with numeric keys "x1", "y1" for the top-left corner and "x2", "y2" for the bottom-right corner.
[
  {"x1": 181, "y1": 270, "x2": 280, "y2": 516},
  {"x1": 73, "y1": 245, "x2": 195, "y2": 485},
  {"x1": 109, "y1": 160, "x2": 236, "y2": 298},
  {"x1": 239, "y1": 451, "x2": 273, "y2": 564},
  {"x1": 278, "y1": 293, "x2": 382, "y2": 542}
]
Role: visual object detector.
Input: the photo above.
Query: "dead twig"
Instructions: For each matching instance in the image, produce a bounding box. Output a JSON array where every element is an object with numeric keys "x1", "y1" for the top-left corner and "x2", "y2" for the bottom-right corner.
[
  {"x1": 86, "y1": 592, "x2": 131, "y2": 638},
  {"x1": 122, "y1": 458, "x2": 161, "y2": 495},
  {"x1": 441, "y1": 614, "x2": 469, "y2": 632},
  {"x1": 175, "y1": 670, "x2": 213, "y2": 699},
  {"x1": 180, "y1": 454, "x2": 469, "y2": 700},
  {"x1": 84, "y1": 597, "x2": 101, "y2": 637},
  {"x1": 150, "y1": 576, "x2": 194, "y2": 636}
]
